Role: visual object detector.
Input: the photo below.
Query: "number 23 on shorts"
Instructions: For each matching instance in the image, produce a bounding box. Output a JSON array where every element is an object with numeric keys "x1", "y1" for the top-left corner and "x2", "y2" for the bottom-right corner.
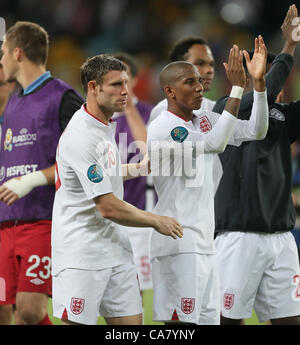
[{"x1": 26, "y1": 254, "x2": 51, "y2": 281}]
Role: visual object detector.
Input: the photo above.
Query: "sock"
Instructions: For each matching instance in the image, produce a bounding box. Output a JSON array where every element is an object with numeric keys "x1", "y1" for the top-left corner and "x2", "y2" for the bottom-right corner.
[{"x1": 37, "y1": 314, "x2": 53, "y2": 325}]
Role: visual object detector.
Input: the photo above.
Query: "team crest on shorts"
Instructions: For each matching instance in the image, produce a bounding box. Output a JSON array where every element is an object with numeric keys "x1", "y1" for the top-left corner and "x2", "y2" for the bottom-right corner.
[
  {"x1": 87, "y1": 164, "x2": 103, "y2": 183},
  {"x1": 181, "y1": 297, "x2": 195, "y2": 314},
  {"x1": 171, "y1": 126, "x2": 189, "y2": 142},
  {"x1": 199, "y1": 116, "x2": 212, "y2": 133},
  {"x1": 70, "y1": 297, "x2": 85, "y2": 315},
  {"x1": 224, "y1": 293, "x2": 234, "y2": 310}
]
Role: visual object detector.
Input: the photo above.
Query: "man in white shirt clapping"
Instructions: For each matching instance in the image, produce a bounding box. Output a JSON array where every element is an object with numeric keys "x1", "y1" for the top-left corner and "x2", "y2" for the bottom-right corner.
[{"x1": 147, "y1": 36, "x2": 268, "y2": 325}]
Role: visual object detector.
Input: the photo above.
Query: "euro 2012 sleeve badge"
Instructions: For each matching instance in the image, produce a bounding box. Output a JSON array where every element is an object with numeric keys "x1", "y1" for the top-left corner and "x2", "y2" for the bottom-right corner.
[
  {"x1": 87, "y1": 164, "x2": 103, "y2": 183},
  {"x1": 170, "y1": 126, "x2": 189, "y2": 143}
]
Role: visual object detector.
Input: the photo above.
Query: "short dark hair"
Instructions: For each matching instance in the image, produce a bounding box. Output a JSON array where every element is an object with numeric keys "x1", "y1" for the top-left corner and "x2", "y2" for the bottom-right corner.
[
  {"x1": 243, "y1": 50, "x2": 276, "y2": 74},
  {"x1": 113, "y1": 52, "x2": 138, "y2": 78},
  {"x1": 168, "y1": 36, "x2": 208, "y2": 62},
  {"x1": 80, "y1": 54, "x2": 127, "y2": 94},
  {"x1": 160, "y1": 61, "x2": 195, "y2": 90},
  {"x1": 5, "y1": 21, "x2": 49, "y2": 65}
]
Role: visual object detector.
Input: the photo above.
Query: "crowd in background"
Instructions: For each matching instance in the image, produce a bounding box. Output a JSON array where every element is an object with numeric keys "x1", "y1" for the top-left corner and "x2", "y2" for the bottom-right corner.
[
  {"x1": 1, "y1": 0, "x2": 299, "y2": 100},
  {"x1": 1, "y1": 0, "x2": 300, "y2": 221}
]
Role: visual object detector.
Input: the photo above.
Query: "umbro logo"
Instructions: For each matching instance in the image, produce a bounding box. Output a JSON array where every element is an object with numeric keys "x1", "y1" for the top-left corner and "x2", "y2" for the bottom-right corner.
[
  {"x1": 269, "y1": 108, "x2": 285, "y2": 122},
  {"x1": 30, "y1": 278, "x2": 45, "y2": 286}
]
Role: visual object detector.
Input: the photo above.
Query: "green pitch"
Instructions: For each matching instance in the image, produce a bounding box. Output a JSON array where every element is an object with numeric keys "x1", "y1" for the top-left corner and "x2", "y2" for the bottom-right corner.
[{"x1": 48, "y1": 289, "x2": 266, "y2": 325}]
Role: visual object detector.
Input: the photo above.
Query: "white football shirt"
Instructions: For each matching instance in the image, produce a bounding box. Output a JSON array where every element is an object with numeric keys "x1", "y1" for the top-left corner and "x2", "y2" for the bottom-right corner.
[
  {"x1": 147, "y1": 109, "x2": 237, "y2": 258},
  {"x1": 51, "y1": 104, "x2": 132, "y2": 276},
  {"x1": 147, "y1": 90, "x2": 268, "y2": 258},
  {"x1": 149, "y1": 97, "x2": 223, "y2": 194},
  {"x1": 149, "y1": 97, "x2": 216, "y2": 124}
]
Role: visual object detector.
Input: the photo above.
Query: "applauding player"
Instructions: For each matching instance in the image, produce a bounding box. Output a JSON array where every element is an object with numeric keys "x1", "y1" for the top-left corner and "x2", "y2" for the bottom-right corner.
[
  {"x1": 214, "y1": 4, "x2": 300, "y2": 325},
  {"x1": 147, "y1": 36, "x2": 268, "y2": 325}
]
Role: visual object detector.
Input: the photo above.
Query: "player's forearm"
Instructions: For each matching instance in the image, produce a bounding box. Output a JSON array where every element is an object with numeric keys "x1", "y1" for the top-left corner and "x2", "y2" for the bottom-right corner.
[
  {"x1": 253, "y1": 76, "x2": 266, "y2": 92},
  {"x1": 247, "y1": 78, "x2": 268, "y2": 139},
  {"x1": 281, "y1": 41, "x2": 297, "y2": 56},
  {"x1": 251, "y1": 90, "x2": 269, "y2": 139},
  {"x1": 2, "y1": 164, "x2": 54, "y2": 200},
  {"x1": 204, "y1": 86, "x2": 243, "y2": 152},
  {"x1": 122, "y1": 153, "x2": 150, "y2": 181},
  {"x1": 224, "y1": 85, "x2": 245, "y2": 117},
  {"x1": 265, "y1": 55, "x2": 293, "y2": 107},
  {"x1": 224, "y1": 97, "x2": 241, "y2": 118},
  {"x1": 122, "y1": 163, "x2": 142, "y2": 181},
  {"x1": 95, "y1": 193, "x2": 158, "y2": 228},
  {"x1": 203, "y1": 111, "x2": 238, "y2": 153},
  {"x1": 240, "y1": 90, "x2": 269, "y2": 141},
  {"x1": 122, "y1": 154, "x2": 149, "y2": 181},
  {"x1": 40, "y1": 164, "x2": 55, "y2": 185},
  {"x1": 108, "y1": 203, "x2": 157, "y2": 228}
]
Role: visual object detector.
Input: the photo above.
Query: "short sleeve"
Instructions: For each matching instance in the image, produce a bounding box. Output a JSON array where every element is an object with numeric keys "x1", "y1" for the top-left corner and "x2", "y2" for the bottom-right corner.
[{"x1": 66, "y1": 137, "x2": 114, "y2": 200}]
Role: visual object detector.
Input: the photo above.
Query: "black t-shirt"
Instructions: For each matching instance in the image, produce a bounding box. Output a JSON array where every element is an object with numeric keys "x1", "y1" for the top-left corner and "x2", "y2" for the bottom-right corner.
[
  {"x1": 213, "y1": 53, "x2": 299, "y2": 233},
  {"x1": 59, "y1": 89, "x2": 84, "y2": 131}
]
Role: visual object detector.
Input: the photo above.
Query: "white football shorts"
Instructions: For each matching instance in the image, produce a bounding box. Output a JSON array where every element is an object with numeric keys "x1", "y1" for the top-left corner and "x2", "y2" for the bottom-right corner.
[
  {"x1": 126, "y1": 226, "x2": 153, "y2": 291},
  {"x1": 52, "y1": 262, "x2": 143, "y2": 325},
  {"x1": 151, "y1": 252, "x2": 220, "y2": 325},
  {"x1": 215, "y1": 231, "x2": 300, "y2": 322}
]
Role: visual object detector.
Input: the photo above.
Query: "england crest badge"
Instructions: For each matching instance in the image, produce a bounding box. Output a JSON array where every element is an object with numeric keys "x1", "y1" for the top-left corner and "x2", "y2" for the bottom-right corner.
[
  {"x1": 70, "y1": 297, "x2": 85, "y2": 315},
  {"x1": 181, "y1": 297, "x2": 195, "y2": 314},
  {"x1": 199, "y1": 116, "x2": 212, "y2": 133},
  {"x1": 224, "y1": 293, "x2": 234, "y2": 310}
]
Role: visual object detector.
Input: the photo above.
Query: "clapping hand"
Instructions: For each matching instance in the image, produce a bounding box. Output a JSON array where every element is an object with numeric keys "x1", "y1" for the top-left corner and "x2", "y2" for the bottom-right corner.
[
  {"x1": 223, "y1": 44, "x2": 246, "y2": 88},
  {"x1": 243, "y1": 35, "x2": 267, "y2": 81},
  {"x1": 281, "y1": 4, "x2": 300, "y2": 45}
]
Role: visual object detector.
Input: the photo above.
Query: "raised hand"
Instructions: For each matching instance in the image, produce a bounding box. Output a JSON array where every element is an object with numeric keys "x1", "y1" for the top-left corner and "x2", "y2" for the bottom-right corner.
[
  {"x1": 223, "y1": 44, "x2": 246, "y2": 88},
  {"x1": 243, "y1": 35, "x2": 267, "y2": 81},
  {"x1": 281, "y1": 4, "x2": 300, "y2": 45}
]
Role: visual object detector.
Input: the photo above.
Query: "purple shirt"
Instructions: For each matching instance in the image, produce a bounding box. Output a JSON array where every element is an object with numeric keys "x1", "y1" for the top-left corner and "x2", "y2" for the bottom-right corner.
[
  {"x1": 114, "y1": 100, "x2": 153, "y2": 210},
  {"x1": 0, "y1": 78, "x2": 76, "y2": 222}
]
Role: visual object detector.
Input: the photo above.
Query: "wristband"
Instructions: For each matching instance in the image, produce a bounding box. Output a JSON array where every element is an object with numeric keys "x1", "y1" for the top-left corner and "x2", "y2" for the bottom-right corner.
[
  {"x1": 4, "y1": 170, "x2": 48, "y2": 198},
  {"x1": 229, "y1": 86, "x2": 244, "y2": 99}
]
